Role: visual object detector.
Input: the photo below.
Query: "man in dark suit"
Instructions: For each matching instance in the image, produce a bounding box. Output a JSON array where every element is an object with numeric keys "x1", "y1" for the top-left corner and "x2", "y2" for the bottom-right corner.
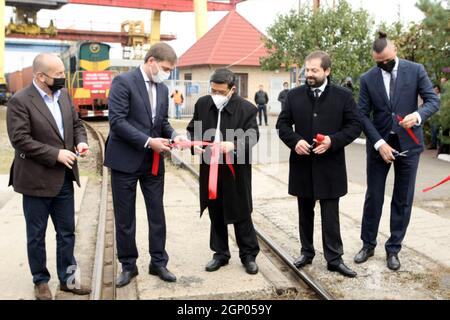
[
  {"x1": 354, "y1": 32, "x2": 440, "y2": 271},
  {"x1": 276, "y1": 51, "x2": 361, "y2": 278},
  {"x1": 7, "y1": 53, "x2": 91, "y2": 300},
  {"x1": 278, "y1": 81, "x2": 290, "y2": 112},
  {"x1": 104, "y1": 43, "x2": 186, "y2": 287},
  {"x1": 254, "y1": 85, "x2": 269, "y2": 126},
  {"x1": 186, "y1": 68, "x2": 260, "y2": 275}
]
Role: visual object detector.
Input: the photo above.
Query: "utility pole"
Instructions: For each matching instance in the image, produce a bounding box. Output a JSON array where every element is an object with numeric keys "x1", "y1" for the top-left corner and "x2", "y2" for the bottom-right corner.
[{"x1": 313, "y1": 0, "x2": 320, "y2": 14}]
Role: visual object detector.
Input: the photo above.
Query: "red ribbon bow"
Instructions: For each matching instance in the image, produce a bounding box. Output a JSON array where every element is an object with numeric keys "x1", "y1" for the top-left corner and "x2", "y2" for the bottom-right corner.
[{"x1": 151, "y1": 141, "x2": 235, "y2": 200}]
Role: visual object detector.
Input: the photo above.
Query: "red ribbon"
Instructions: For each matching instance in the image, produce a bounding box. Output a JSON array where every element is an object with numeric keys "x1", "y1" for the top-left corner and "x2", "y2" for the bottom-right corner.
[
  {"x1": 151, "y1": 140, "x2": 235, "y2": 200},
  {"x1": 396, "y1": 115, "x2": 420, "y2": 145},
  {"x1": 422, "y1": 176, "x2": 450, "y2": 192}
]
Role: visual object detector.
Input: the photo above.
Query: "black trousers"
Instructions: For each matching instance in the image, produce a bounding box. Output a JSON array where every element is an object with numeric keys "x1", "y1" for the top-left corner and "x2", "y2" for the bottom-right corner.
[
  {"x1": 111, "y1": 151, "x2": 168, "y2": 272},
  {"x1": 207, "y1": 196, "x2": 259, "y2": 264},
  {"x1": 361, "y1": 133, "x2": 420, "y2": 254},
  {"x1": 297, "y1": 197, "x2": 343, "y2": 266},
  {"x1": 23, "y1": 170, "x2": 77, "y2": 285},
  {"x1": 257, "y1": 104, "x2": 268, "y2": 125}
]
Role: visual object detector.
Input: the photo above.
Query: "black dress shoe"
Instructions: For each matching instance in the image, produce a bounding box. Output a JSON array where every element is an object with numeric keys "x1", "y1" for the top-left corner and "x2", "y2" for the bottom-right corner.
[
  {"x1": 149, "y1": 265, "x2": 177, "y2": 282},
  {"x1": 205, "y1": 259, "x2": 229, "y2": 272},
  {"x1": 243, "y1": 261, "x2": 258, "y2": 275},
  {"x1": 354, "y1": 247, "x2": 374, "y2": 264},
  {"x1": 293, "y1": 255, "x2": 313, "y2": 269},
  {"x1": 116, "y1": 268, "x2": 138, "y2": 288},
  {"x1": 327, "y1": 263, "x2": 357, "y2": 278},
  {"x1": 387, "y1": 253, "x2": 401, "y2": 271}
]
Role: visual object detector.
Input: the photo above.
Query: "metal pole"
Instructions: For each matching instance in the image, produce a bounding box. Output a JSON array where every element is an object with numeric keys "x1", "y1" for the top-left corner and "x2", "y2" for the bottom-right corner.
[{"x1": 0, "y1": 0, "x2": 6, "y2": 87}]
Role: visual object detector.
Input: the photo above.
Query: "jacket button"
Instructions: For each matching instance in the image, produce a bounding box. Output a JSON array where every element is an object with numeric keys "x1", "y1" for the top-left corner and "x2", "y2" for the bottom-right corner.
[
  {"x1": 20, "y1": 153, "x2": 25, "y2": 159},
  {"x1": 313, "y1": 113, "x2": 318, "y2": 117}
]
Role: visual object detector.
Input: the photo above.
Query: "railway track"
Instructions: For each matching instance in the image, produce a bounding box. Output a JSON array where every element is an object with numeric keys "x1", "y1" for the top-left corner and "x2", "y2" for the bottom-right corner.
[
  {"x1": 83, "y1": 119, "x2": 335, "y2": 300},
  {"x1": 83, "y1": 120, "x2": 116, "y2": 300},
  {"x1": 170, "y1": 150, "x2": 335, "y2": 300}
]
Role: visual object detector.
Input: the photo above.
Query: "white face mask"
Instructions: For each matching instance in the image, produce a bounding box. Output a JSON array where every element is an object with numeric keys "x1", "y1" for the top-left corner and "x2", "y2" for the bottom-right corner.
[
  {"x1": 211, "y1": 94, "x2": 229, "y2": 110},
  {"x1": 210, "y1": 88, "x2": 234, "y2": 110},
  {"x1": 151, "y1": 62, "x2": 171, "y2": 83}
]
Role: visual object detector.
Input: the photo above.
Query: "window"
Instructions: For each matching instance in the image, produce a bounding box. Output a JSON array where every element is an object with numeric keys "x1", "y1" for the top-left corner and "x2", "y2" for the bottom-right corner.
[
  {"x1": 184, "y1": 73, "x2": 192, "y2": 81},
  {"x1": 235, "y1": 73, "x2": 248, "y2": 98}
]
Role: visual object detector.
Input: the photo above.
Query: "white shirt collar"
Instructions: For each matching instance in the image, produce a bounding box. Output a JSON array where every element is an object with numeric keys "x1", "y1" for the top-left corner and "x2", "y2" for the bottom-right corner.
[
  {"x1": 140, "y1": 65, "x2": 151, "y2": 83},
  {"x1": 32, "y1": 79, "x2": 61, "y2": 100},
  {"x1": 311, "y1": 77, "x2": 328, "y2": 93}
]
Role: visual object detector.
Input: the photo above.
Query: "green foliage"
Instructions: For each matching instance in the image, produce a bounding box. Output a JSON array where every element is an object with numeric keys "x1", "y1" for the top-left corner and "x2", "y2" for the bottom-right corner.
[
  {"x1": 440, "y1": 81, "x2": 450, "y2": 129},
  {"x1": 261, "y1": 0, "x2": 374, "y2": 86}
]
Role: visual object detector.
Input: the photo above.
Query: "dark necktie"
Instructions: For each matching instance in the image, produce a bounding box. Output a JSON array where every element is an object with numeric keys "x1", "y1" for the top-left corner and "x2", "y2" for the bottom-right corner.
[
  {"x1": 314, "y1": 88, "x2": 321, "y2": 100},
  {"x1": 389, "y1": 71, "x2": 396, "y2": 103},
  {"x1": 146, "y1": 80, "x2": 156, "y2": 121}
]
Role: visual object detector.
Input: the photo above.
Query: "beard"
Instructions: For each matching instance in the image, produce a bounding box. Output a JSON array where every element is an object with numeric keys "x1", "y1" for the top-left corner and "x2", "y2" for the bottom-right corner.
[{"x1": 307, "y1": 76, "x2": 326, "y2": 88}]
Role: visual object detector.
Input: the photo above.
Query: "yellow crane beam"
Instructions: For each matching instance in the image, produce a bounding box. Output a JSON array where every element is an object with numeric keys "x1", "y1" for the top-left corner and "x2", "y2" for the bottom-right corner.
[
  {"x1": 0, "y1": 0, "x2": 6, "y2": 85},
  {"x1": 194, "y1": 0, "x2": 208, "y2": 40}
]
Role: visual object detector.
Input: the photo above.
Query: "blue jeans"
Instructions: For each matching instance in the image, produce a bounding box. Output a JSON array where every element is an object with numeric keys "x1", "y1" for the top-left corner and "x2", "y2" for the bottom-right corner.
[
  {"x1": 175, "y1": 104, "x2": 182, "y2": 119},
  {"x1": 23, "y1": 171, "x2": 77, "y2": 285}
]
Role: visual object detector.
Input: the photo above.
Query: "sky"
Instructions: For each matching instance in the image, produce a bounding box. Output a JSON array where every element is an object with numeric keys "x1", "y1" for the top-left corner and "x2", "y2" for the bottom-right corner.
[{"x1": 4, "y1": 0, "x2": 428, "y2": 72}]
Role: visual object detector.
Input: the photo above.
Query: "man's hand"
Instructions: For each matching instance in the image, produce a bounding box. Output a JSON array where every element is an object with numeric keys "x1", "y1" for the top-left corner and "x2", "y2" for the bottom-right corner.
[
  {"x1": 220, "y1": 141, "x2": 235, "y2": 154},
  {"x1": 172, "y1": 135, "x2": 189, "y2": 150},
  {"x1": 378, "y1": 143, "x2": 396, "y2": 164},
  {"x1": 295, "y1": 140, "x2": 311, "y2": 155},
  {"x1": 312, "y1": 135, "x2": 331, "y2": 154},
  {"x1": 76, "y1": 143, "x2": 89, "y2": 158},
  {"x1": 58, "y1": 149, "x2": 77, "y2": 169},
  {"x1": 399, "y1": 113, "x2": 419, "y2": 129},
  {"x1": 193, "y1": 146, "x2": 205, "y2": 154},
  {"x1": 149, "y1": 138, "x2": 171, "y2": 153}
]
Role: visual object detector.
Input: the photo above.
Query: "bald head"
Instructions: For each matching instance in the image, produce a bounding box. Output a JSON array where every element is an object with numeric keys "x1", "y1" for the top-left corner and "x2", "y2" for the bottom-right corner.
[{"x1": 33, "y1": 53, "x2": 65, "y2": 76}]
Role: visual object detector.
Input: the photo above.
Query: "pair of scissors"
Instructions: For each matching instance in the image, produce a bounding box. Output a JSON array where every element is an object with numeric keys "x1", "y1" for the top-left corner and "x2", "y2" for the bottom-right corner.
[{"x1": 393, "y1": 150, "x2": 409, "y2": 158}]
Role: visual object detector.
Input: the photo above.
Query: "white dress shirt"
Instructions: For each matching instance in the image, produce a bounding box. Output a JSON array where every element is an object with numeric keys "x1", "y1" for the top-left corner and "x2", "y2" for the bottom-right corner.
[
  {"x1": 33, "y1": 80, "x2": 64, "y2": 139},
  {"x1": 140, "y1": 65, "x2": 158, "y2": 148},
  {"x1": 373, "y1": 57, "x2": 421, "y2": 151},
  {"x1": 311, "y1": 78, "x2": 328, "y2": 98}
]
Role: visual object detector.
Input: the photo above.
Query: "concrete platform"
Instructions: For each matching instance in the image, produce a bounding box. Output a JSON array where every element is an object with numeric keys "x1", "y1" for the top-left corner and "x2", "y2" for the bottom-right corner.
[
  {"x1": 116, "y1": 166, "x2": 275, "y2": 300},
  {"x1": 0, "y1": 175, "x2": 88, "y2": 300}
]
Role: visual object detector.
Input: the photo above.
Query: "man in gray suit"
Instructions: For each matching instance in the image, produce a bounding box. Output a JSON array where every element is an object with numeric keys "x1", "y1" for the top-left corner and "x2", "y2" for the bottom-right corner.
[
  {"x1": 7, "y1": 53, "x2": 91, "y2": 299},
  {"x1": 354, "y1": 32, "x2": 440, "y2": 270}
]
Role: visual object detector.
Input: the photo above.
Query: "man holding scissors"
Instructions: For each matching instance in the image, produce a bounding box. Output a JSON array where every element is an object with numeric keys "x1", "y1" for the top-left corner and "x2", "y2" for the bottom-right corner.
[{"x1": 355, "y1": 32, "x2": 439, "y2": 271}]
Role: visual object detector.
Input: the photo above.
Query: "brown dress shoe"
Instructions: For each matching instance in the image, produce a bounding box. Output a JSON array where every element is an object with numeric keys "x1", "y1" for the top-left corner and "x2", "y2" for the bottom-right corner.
[
  {"x1": 60, "y1": 283, "x2": 92, "y2": 295},
  {"x1": 34, "y1": 283, "x2": 52, "y2": 300}
]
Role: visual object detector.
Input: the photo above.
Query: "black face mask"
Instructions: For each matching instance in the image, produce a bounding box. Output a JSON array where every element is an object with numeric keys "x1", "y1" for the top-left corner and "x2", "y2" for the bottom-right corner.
[
  {"x1": 377, "y1": 59, "x2": 396, "y2": 73},
  {"x1": 43, "y1": 74, "x2": 65, "y2": 93}
]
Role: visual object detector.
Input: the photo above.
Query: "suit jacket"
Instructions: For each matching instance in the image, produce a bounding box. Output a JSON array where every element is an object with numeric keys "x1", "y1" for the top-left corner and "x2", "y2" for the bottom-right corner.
[
  {"x1": 104, "y1": 67, "x2": 176, "y2": 174},
  {"x1": 6, "y1": 84, "x2": 87, "y2": 197},
  {"x1": 358, "y1": 59, "x2": 440, "y2": 155},
  {"x1": 276, "y1": 83, "x2": 361, "y2": 199},
  {"x1": 186, "y1": 94, "x2": 259, "y2": 224}
]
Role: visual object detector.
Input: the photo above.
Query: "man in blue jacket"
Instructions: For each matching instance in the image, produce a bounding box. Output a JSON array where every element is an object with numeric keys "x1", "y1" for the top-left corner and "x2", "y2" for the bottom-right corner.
[
  {"x1": 354, "y1": 32, "x2": 440, "y2": 271},
  {"x1": 105, "y1": 43, "x2": 186, "y2": 287}
]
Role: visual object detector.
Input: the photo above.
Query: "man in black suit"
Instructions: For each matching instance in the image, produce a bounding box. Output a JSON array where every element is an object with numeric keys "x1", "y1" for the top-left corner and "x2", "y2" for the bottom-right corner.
[
  {"x1": 276, "y1": 51, "x2": 361, "y2": 278},
  {"x1": 104, "y1": 43, "x2": 187, "y2": 287},
  {"x1": 186, "y1": 68, "x2": 260, "y2": 275},
  {"x1": 354, "y1": 32, "x2": 439, "y2": 271}
]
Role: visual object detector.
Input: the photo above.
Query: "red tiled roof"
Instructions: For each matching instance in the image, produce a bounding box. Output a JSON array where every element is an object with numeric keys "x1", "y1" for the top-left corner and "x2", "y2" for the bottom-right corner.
[{"x1": 178, "y1": 10, "x2": 268, "y2": 67}]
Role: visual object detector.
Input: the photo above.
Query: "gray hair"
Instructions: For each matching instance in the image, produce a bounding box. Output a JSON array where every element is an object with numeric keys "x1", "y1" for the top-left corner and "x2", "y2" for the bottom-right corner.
[{"x1": 210, "y1": 68, "x2": 236, "y2": 89}]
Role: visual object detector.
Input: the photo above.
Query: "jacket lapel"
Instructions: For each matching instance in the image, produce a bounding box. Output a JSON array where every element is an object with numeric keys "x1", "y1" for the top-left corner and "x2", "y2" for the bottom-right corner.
[
  {"x1": 392, "y1": 60, "x2": 408, "y2": 110},
  {"x1": 59, "y1": 91, "x2": 72, "y2": 143},
  {"x1": 133, "y1": 68, "x2": 153, "y2": 125},
  {"x1": 28, "y1": 85, "x2": 64, "y2": 141},
  {"x1": 374, "y1": 69, "x2": 391, "y2": 111}
]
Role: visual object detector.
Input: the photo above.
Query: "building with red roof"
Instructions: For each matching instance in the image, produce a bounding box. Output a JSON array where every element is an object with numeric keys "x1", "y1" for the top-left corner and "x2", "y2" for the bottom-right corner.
[{"x1": 176, "y1": 10, "x2": 290, "y2": 115}]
